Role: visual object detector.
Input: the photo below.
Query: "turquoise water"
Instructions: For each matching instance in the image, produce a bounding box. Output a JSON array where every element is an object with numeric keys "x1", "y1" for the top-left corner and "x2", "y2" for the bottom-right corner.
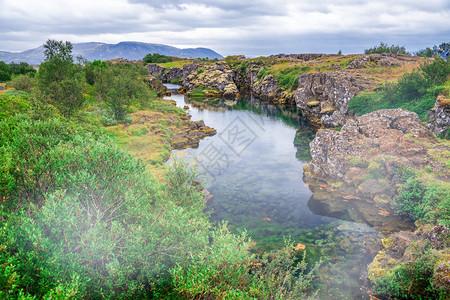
[{"x1": 164, "y1": 84, "x2": 410, "y2": 298}]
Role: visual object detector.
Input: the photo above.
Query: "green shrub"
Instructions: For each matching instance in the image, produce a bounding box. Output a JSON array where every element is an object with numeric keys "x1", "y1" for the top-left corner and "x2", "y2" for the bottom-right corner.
[
  {"x1": 393, "y1": 176, "x2": 429, "y2": 221},
  {"x1": 8, "y1": 62, "x2": 36, "y2": 76},
  {"x1": 395, "y1": 71, "x2": 428, "y2": 102},
  {"x1": 0, "y1": 62, "x2": 11, "y2": 81},
  {"x1": 143, "y1": 53, "x2": 172, "y2": 64},
  {"x1": 350, "y1": 58, "x2": 450, "y2": 120},
  {"x1": 172, "y1": 235, "x2": 319, "y2": 299},
  {"x1": 416, "y1": 48, "x2": 434, "y2": 57},
  {"x1": 94, "y1": 63, "x2": 151, "y2": 121},
  {"x1": 364, "y1": 42, "x2": 409, "y2": 55},
  {"x1": 373, "y1": 241, "x2": 446, "y2": 299},
  {"x1": 392, "y1": 169, "x2": 449, "y2": 224},
  {"x1": 0, "y1": 92, "x2": 31, "y2": 120},
  {"x1": 0, "y1": 100, "x2": 321, "y2": 299},
  {"x1": 9, "y1": 74, "x2": 35, "y2": 92},
  {"x1": 0, "y1": 116, "x2": 215, "y2": 298},
  {"x1": 84, "y1": 60, "x2": 107, "y2": 85},
  {"x1": 420, "y1": 57, "x2": 450, "y2": 85}
]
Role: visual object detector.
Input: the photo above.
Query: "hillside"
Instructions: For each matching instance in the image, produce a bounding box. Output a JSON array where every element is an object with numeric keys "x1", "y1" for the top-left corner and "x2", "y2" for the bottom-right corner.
[{"x1": 0, "y1": 41, "x2": 223, "y2": 64}]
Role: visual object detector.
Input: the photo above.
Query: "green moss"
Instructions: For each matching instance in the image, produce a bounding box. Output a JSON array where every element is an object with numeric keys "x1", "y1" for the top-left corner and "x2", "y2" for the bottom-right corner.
[
  {"x1": 348, "y1": 157, "x2": 369, "y2": 168},
  {"x1": 368, "y1": 251, "x2": 390, "y2": 282},
  {"x1": 186, "y1": 86, "x2": 221, "y2": 98}
]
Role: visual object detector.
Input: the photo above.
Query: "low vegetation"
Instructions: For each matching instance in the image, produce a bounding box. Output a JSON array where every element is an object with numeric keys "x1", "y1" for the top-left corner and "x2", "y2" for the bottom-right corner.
[
  {"x1": 0, "y1": 40, "x2": 319, "y2": 299},
  {"x1": 372, "y1": 239, "x2": 449, "y2": 299},
  {"x1": 392, "y1": 167, "x2": 450, "y2": 227},
  {"x1": 349, "y1": 57, "x2": 450, "y2": 122}
]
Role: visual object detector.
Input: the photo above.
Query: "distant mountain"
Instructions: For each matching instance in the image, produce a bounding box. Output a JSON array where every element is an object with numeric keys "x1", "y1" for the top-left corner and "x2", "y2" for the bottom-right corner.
[{"x1": 0, "y1": 41, "x2": 223, "y2": 64}]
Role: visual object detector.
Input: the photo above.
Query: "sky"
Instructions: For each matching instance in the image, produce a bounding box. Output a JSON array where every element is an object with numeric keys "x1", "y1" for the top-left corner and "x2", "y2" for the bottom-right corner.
[{"x1": 1, "y1": 0, "x2": 449, "y2": 57}]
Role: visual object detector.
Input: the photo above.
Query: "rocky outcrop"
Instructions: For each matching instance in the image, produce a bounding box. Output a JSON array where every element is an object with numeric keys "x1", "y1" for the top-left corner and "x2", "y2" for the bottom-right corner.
[
  {"x1": 294, "y1": 72, "x2": 372, "y2": 127},
  {"x1": 145, "y1": 75, "x2": 169, "y2": 96},
  {"x1": 305, "y1": 109, "x2": 447, "y2": 201},
  {"x1": 148, "y1": 54, "x2": 426, "y2": 127},
  {"x1": 164, "y1": 67, "x2": 183, "y2": 82},
  {"x1": 182, "y1": 62, "x2": 239, "y2": 98},
  {"x1": 170, "y1": 116, "x2": 217, "y2": 149},
  {"x1": 147, "y1": 64, "x2": 182, "y2": 83},
  {"x1": 426, "y1": 94, "x2": 450, "y2": 136}
]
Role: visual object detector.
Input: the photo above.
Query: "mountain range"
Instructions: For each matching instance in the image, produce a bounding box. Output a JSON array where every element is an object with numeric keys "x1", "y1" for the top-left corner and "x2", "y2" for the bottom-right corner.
[{"x1": 0, "y1": 42, "x2": 223, "y2": 64}]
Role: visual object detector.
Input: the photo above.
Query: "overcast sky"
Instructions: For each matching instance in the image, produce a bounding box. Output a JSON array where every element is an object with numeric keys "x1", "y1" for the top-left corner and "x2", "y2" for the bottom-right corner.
[{"x1": 1, "y1": 0, "x2": 449, "y2": 57}]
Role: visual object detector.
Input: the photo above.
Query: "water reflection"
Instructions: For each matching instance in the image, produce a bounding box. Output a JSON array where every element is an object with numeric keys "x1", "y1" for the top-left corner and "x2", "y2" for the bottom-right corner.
[{"x1": 306, "y1": 182, "x2": 414, "y2": 232}]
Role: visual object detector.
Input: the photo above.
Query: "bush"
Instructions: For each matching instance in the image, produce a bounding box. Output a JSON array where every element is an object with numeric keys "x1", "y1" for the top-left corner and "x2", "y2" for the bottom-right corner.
[
  {"x1": 349, "y1": 58, "x2": 450, "y2": 120},
  {"x1": 392, "y1": 169, "x2": 449, "y2": 225},
  {"x1": 395, "y1": 71, "x2": 428, "y2": 101},
  {"x1": 0, "y1": 62, "x2": 35, "y2": 82},
  {"x1": 364, "y1": 42, "x2": 409, "y2": 55},
  {"x1": 94, "y1": 63, "x2": 151, "y2": 121},
  {"x1": 373, "y1": 241, "x2": 447, "y2": 299},
  {"x1": 0, "y1": 61, "x2": 11, "y2": 81},
  {"x1": 9, "y1": 74, "x2": 35, "y2": 92},
  {"x1": 420, "y1": 57, "x2": 450, "y2": 85},
  {"x1": 8, "y1": 62, "x2": 36, "y2": 76},
  {"x1": 84, "y1": 60, "x2": 107, "y2": 85},
  {"x1": 0, "y1": 116, "x2": 216, "y2": 298},
  {"x1": 143, "y1": 53, "x2": 172, "y2": 64},
  {"x1": 0, "y1": 97, "x2": 321, "y2": 298},
  {"x1": 392, "y1": 176, "x2": 430, "y2": 221},
  {"x1": 0, "y1": 92, "x2": 31, "y2": 120},
  {"x1": 172, "y1": 235, "x2": 319, "y2": 299}
]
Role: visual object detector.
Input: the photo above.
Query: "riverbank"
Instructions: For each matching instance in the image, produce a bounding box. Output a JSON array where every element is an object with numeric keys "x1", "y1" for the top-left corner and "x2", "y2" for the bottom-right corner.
[{"x1": 105, "y1": 98, "x2": 215, "y2": 180}]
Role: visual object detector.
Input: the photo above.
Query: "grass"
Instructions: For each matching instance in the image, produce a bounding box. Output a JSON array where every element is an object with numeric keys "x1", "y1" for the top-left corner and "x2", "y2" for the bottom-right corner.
[
  {"x1": 157, "y1": 60, "x2": 192, "y2": 68},
  {"x1": 106, "y1": 101, "x2": 189, "y2": 180}
]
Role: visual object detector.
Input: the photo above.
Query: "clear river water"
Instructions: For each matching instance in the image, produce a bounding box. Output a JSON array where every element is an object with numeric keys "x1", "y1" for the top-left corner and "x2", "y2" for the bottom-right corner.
[{"x1": 163, "y1": 84, "x2": 409, "y2": 299}]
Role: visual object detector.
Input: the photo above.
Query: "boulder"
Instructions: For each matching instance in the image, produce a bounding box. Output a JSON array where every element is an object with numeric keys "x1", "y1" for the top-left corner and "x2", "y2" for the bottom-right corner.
[
  {"x1": 308, "y1": 109, "x2": 436, "y2": 181},
  {"x1": 426, "y1": 94, "x2": 450, "y2": 136},
  {"x1": 305, "y1": 109, "x2": 448, "y2": 203},
  {"x1": 147, "y1": 64, "x2": 165, "y2": 79},
  {"x1": 294, "y1": 72, "x2": 370, "y2": 127},
  {"x1": 163, "y1": 67, "x2": 182, "y2": 82},
  {"x1": 182, "y1": 62, "x2": 239, "y2": 98}
]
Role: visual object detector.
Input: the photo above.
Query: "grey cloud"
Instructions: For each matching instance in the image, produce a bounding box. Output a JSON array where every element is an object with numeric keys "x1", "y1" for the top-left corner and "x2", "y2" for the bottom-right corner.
[
  {"x1": 128, "y1": 0, "x2": 286, "y2": 15},
  {"x1": 0, "y1": 0, "x2": 449, "y2": 56}
]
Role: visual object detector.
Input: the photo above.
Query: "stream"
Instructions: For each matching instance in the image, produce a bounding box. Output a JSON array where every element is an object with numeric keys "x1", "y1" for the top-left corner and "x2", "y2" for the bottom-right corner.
[{"x1": 164, "y1": 84, "x2": 400, "y2": 299}]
